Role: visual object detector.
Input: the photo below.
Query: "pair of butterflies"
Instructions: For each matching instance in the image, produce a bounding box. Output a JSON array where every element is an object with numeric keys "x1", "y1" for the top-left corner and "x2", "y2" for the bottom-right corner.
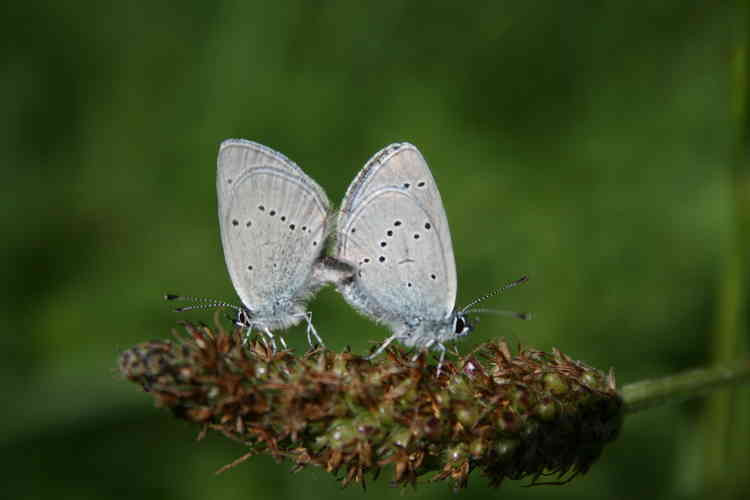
[{"x1": 170, "y1": 139, "x2": 527, "y2": 366}]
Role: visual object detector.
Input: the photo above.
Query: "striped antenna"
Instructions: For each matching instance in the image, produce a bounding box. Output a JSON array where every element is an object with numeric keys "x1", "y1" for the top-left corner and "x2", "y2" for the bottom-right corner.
[
  {"x1": 467, "y1": 308, "x2": 532, "y2": 320},
  {"x1": 460, "y1": 275, "x2": 529, "y2": 313},
  {"x1": 164, "y1": 294, "x2": 240, "y2": 313}
]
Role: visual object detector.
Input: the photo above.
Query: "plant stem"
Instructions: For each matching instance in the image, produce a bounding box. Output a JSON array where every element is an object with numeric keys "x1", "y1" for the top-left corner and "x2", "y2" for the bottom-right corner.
[
  {"x1": 622, "y1": 359, "x2": 750, "y2": 415},
  {"x1": 701, "y1": 3, "x2": 750, "y2": 496}
]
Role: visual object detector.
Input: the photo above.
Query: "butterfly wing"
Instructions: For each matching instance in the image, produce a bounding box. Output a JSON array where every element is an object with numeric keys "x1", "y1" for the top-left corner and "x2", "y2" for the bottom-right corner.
[
  {"x1": 336, "y1": 143, "x2": 457, "y2": 325},
  {"x1": 217, "y1": 140, "x2": 331, "y2": 312}
]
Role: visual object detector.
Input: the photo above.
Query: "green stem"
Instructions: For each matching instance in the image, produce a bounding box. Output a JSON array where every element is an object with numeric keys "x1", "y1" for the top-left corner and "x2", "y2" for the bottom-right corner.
[
  {"x1": 621, "y1": 359, "x2": 750, "y2": 415},
  {"x1": 700, "y1": 3, "x2": 750, "y2": 496}
]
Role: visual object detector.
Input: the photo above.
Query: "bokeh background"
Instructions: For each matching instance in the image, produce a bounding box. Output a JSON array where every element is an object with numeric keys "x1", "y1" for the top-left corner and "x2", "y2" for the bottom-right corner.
[{"x1": 3, "y1": 1, "x2": 748, "y2": 499}]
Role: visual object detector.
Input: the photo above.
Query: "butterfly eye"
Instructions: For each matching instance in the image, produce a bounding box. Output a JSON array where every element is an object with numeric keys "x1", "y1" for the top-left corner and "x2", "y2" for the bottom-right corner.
[
  {"x1": 454, "y1": 315, "x2": 466, "y2": 334},
  {"x1": 453, "y1": 313, "x2": 473, "y2": 335},
  {"x1": 235, "y1": 308, "x2": 251, "y2": 327}
]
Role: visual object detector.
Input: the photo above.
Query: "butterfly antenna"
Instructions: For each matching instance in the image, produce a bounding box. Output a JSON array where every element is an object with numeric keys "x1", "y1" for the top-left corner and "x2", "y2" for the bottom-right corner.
[
  {"x1": 467, "y1": 308, "x2": 532, "y2": 320},
  {"x1": 460, "y1": 275, "x2": 529, "y2": 313},
  {"x1": 164, "y1": 294, "x2": 240, "y2": 313}
]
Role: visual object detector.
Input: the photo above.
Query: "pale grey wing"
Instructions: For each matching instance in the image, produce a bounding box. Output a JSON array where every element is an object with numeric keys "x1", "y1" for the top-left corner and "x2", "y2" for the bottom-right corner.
[
  {"x1": 337, "y1": 143, "x2": 457, "y2": 311},
  {"x1": 218, "y1": 165, "x2": 330, "y2": 310},
  {"x1": 338, "y1": 187, "x2": 454, "y2": 322},
  {"x1": 339, "y1": 143, "x2": 405, "y2": 214},
  {"x1": 217, "y1": 139, "x2": 328, "y2": 206}
]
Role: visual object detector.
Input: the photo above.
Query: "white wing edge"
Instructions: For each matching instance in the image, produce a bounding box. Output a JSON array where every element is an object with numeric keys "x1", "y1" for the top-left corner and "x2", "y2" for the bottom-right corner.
[
  {"x1": 217, "y1": 139, "x2": 331, "y2": 210},
  {"x1": 338, "y1": 142, "x2": 419, "y2": 216},
  {"x1": 337, "y1": 142, "x2": 429, "y2": 252},
  {"x1": 218, "y1": 138, "x2": 304, "y2": 173}
]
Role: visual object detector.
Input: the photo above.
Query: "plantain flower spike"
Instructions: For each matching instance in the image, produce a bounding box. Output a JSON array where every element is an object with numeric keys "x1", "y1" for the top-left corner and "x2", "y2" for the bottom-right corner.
[{"x1": 119, "y1": 322, "x2": 623, "y2": 489}]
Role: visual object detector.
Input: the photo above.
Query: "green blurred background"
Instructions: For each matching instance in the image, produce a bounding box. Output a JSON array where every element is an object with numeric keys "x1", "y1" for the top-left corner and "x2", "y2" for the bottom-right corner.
[{"x1": 3, "y1": 1, "x2": 748, "y2": 499}]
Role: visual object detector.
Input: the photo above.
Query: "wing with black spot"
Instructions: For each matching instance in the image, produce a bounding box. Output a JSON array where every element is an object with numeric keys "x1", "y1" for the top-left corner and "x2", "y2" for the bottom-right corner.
[
  {"x1": 337, "y1": 144, "x2": 457, "y2": 320},
  {"x1": 217, "y1": 141, "x2": 330, "y2": 310}
]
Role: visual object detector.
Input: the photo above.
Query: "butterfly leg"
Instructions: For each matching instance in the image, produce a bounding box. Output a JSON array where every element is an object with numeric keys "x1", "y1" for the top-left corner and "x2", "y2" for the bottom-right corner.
[
  {"x1": 237, "y1": 317, "x2": 269, "y2": 350},
  {"x1": 241, "y1": 327, "x2": 253, "y2": 345},
  {"x1": 262, "y1": 327, "x2": 278, "y2": 353},
  {"x1": 366, "y1": 333, "x2": 400, "y2": 360},
  {"x1": 300, "y1": 311, "x2": 325, "y2": 348},
  {"x1": 247, "y1": 329, "x2": 273, "y2": 351},
  {"x1": 412, "y1": 339, "x2": 435, "y2": 362},
  {"x1": 435, "y1": 343, "x2": 447, "y2": 377}
]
